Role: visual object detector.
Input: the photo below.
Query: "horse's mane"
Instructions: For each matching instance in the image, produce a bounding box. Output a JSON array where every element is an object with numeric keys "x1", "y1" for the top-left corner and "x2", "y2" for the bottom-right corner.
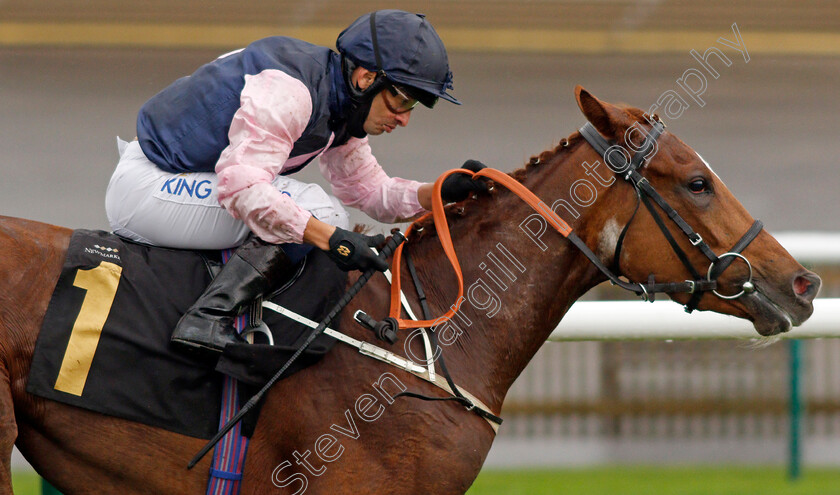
[
  {"x1": 406, "y1": 105, "x2": 656, "y2": 241},
  {"x1": 408, "y1": 131, "x2": 587, "y2": 241}
]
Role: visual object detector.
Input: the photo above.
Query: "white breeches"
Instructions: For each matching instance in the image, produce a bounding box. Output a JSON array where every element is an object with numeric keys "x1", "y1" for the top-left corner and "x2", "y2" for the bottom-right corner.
[{"x1": 105, "y1": 139, "x2": 350, "y2": 250}]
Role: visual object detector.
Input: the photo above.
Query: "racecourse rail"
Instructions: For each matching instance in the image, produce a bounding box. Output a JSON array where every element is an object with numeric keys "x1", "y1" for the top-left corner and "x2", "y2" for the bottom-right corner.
[
  {"x1": 551, "y1": 299, "x2": 840, "y2": 341},
  {"x1": 551, "y1": 232, "x2": 840, "y2": 342},
  {"x1": 545, "y1": 231, "x2": 840, "y2": 480}
]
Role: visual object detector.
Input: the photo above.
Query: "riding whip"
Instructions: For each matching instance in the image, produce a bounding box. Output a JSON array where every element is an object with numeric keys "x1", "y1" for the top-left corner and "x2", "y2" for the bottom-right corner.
[{"x1": 188, "y1": 230, "x2": 406, "y2": 469}]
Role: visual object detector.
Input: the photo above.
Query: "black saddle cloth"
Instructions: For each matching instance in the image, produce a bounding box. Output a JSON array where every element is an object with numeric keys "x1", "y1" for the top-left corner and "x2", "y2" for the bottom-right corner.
[{"x1": 27, "y1": 230, "x2": 346, "y2": 439}]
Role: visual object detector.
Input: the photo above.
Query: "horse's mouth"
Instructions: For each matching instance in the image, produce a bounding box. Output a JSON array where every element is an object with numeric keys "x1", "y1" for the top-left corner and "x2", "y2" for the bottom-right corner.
[{"x1": 741, "y1": 280, "x2": 814, "y2": 336}]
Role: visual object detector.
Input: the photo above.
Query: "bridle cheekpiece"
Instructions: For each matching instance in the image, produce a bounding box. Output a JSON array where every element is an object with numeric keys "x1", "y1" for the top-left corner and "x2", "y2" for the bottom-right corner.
[{"x1": 578, "y1": 119, "x2": 763, "y2": 312}]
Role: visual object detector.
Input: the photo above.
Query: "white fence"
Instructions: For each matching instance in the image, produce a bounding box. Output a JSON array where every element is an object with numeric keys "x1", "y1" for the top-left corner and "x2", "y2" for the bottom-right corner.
[
  {"x1": 550, "y1": 231, "x2": 840, "y2": 342},
  {"x1": 551, "y1": 298, "x2": 840, "y2": 341},
  {"x1": 486, "y1": 232, "x2": 840, "y2": 468}
]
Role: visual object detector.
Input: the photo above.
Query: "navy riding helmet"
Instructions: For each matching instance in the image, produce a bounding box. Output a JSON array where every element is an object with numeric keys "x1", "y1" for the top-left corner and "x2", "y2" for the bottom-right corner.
[{"x1": 336, "y1": 10, "x2": 460, "y2": 108}]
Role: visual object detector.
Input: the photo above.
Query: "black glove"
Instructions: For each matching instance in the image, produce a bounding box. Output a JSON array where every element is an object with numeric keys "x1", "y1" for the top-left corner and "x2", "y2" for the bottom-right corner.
[
  {"x1": 326, "y1": 227, "x2": 389, "y2": 272},
  {"x1": 440, "y1": 159, "x2": 489, "y2": 203}
]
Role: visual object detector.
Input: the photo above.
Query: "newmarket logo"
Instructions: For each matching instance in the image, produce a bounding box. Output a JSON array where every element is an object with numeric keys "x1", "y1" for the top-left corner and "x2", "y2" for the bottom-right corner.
[{"x1": 85, "y1": 244, "x2": 121, "y2": 261}]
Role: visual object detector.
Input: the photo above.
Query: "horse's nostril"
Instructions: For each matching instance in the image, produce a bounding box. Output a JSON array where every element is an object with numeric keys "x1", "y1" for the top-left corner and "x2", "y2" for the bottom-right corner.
[
  {"x1": 794, "y1": 277, "x2": 810, "y2": 295},
  {"x1": 793, "y1": 273, "x2": 821, "y2": 301}
]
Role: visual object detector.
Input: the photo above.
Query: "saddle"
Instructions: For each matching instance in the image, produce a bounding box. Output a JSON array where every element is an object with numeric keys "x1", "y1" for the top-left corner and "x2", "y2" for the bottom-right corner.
[{"x1": 26, "y1": 229, "x2": 347, "y2": 439}]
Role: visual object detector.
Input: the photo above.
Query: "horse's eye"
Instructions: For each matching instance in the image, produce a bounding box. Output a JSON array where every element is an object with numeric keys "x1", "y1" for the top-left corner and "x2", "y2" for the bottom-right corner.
[{"x1": 688, "y1": 178, "x2": 708, "y2": 194}]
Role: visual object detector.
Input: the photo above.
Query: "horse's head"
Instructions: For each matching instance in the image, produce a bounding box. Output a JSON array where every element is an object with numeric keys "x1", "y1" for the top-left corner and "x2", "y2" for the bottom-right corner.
[{"x1": 573, "y1": 86, "x2": 820, "y2": 336}]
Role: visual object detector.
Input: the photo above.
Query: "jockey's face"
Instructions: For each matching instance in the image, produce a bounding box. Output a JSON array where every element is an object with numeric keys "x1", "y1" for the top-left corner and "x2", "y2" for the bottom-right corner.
[
  {"x1": 352, "y1": 68, "x2": 413, "y2": 136},
  {"x1": 364, "y1": 89, "x2": 413, "y2": 135}
]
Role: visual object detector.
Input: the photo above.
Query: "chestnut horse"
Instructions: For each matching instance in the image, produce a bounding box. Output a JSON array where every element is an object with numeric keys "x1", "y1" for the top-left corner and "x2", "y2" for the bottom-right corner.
[{"x1": 0, "y1": 88, "x2": 819, "y2": 494}]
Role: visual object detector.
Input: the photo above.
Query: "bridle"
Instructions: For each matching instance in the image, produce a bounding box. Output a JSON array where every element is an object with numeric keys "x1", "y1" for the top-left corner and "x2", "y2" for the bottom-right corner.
[
  {"x1": 369, "y1": 118, "x2": 765, "y2": 430},
  {"x1": 387, "y1": 119, "x2": 766, "y2": 330},
  {"x1": 577, "y1": 119, "x2": 763, "y2": 312}
]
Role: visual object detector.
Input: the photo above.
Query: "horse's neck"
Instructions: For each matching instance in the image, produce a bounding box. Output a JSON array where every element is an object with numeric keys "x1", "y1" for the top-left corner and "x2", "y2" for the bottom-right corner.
[{"x1": 410, "y1": 146, "x2": 611, "y2": 412}]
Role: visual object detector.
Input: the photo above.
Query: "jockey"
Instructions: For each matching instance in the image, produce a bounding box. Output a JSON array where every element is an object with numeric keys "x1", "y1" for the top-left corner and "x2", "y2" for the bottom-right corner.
[{"x1": 105, "y1": 10, "x2": 486, "y2": 354}]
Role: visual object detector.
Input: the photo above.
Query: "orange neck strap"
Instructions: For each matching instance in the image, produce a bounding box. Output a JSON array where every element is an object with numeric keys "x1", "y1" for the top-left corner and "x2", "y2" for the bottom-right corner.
[{"x1": 388, "y1": 168, "x2": 574, "y2": 329}]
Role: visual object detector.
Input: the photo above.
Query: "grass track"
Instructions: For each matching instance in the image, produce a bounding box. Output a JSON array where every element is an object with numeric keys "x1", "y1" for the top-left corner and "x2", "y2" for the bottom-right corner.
[
  {"x1": 11, "y1": 473, "x2": 39, "y2": 494},
  {"x1": 466, "y1": 467, "x2": 840, "y2": 495},
  {"x1": 13, "y1": 467, "x2": 840, "y2": 494}
]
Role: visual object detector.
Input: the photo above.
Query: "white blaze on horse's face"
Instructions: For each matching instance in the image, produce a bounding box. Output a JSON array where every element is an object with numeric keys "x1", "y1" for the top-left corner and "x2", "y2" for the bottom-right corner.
[
  {"x1": 597, "y1": 217, "x2": 622, "y2": 263},
  {"x1": 696, "y1": 152, "x2": 722, "y2": 182}
]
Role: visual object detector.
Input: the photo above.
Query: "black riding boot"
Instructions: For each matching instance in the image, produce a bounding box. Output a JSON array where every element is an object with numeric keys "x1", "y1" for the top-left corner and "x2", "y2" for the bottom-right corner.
[{"x1": 171, "y1": 236, "x2": 296, "y2": 353}]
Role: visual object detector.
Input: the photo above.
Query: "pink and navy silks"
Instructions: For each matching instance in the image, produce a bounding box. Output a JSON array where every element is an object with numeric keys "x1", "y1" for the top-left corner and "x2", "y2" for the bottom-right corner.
[
  {"x1": 136, "y1": 37, "x2": 425, "y2": 247},
  {"x1": 215, "y1": 70, "x2": 424, "y2": 244}
]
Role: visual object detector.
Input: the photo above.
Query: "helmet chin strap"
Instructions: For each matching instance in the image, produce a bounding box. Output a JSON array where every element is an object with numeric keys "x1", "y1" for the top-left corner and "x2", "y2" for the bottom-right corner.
[
  {"x1": 345, "y1": 100, "x2": 371, "y2": 138},
  {"x1": 341, "y1": 56, "x2": 389, "y2": 138}
]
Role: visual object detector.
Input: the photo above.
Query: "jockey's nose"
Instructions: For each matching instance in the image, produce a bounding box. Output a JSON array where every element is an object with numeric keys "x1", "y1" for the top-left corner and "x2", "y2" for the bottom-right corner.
[{"x1": 395, "y1": 111, "x2": 411, "y2": 127}]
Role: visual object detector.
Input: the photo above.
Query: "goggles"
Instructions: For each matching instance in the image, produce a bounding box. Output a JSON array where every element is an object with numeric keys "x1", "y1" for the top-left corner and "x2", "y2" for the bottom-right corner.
[{"x1": 383, "y1": 84, "x2": 421, "y2": 114}]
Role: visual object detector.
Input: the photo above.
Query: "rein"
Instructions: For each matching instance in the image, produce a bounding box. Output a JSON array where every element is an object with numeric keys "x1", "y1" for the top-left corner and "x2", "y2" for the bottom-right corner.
[
  {"x1": 388, "y1": 167, "x2": 573, "y2": 328},
  {"x1": 379, "y1": 168, "x2": 572, "y2": 429},
  {"x1": 389, "y1": 120, "x2": 764, "y2": 332}
]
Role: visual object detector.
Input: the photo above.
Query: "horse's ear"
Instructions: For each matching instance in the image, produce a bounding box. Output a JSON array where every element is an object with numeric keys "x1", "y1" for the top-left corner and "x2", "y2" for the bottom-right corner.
[{"x1": 575, "y1": 85, "x2": 632, "y2": 139}]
